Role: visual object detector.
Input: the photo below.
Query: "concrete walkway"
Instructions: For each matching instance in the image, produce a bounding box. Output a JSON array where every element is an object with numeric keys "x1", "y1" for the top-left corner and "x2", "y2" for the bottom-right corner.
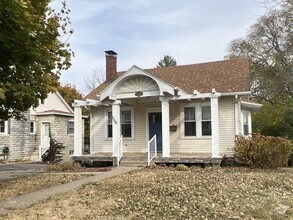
[{"x1": 0, "y1": 166, "x2": 140, "y2": 216}]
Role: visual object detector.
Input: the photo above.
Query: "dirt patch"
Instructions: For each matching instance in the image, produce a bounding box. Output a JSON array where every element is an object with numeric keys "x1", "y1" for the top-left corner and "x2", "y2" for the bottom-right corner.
[{"x1": 1, "y1": 167, "x2": 293, "y2": 219}]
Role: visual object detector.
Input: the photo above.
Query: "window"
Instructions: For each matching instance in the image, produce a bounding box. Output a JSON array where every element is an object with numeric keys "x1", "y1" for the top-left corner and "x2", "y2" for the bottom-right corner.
[
  {"x1": 202, "y1": 106, "x2": 212, "y2": 136},
  {"x1": 122, "y1": 110, "x2": 132, "y2": 137},
  {"x1": 184, "y1": 107, "x2": 196, "y2": 136},
  {"x1": 0, "y1": 120, "x2": 5, "y2": 133},
  {"x1": 107, "y1": 112, "x2": 112, "y2": 138},
  {"x1": 40, "y1": 99, "x2": 45, "y2": 105},
  {"x1": 30, "y1": 121, "x2": 35, "y2": 134},
  {"x1": 106, "y1": 107, "x2": 134, "y2": 139},
  {"x1": 67, "y1": 121, "x2": 74, "y2": 134},
  {"x1": 243, "y1": 111, "x2": 249, "y2": 136},
  {"x1": 182, "y1": 104, "x2": 212, "y2": 138}
]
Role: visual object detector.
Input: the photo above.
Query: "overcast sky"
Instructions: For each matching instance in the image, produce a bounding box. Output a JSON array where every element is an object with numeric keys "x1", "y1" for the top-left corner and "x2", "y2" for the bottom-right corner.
[{"x1": 54, "y1": 0, "x2": 266, "y2": 94}]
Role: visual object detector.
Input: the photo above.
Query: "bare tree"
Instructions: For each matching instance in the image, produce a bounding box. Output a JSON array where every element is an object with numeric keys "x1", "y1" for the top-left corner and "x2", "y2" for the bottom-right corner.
[{"x1": 84, "y1": 66, "x2": 105, "y2": 93}]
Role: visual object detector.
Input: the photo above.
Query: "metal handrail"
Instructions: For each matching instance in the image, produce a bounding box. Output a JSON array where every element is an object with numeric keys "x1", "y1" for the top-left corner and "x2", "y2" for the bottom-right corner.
[
  {"x1": 148, "y1": 135, "x2": 157, "y2": 166},
  {"x1": 113, "y1": 135, "x2": 123, "y2": 166}
]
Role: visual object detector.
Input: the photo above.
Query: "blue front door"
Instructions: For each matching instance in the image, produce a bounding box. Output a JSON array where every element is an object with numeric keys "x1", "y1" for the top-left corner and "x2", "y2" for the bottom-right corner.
[{"x1": 149, "y1": 112, "x2": 162, "y2": 152}]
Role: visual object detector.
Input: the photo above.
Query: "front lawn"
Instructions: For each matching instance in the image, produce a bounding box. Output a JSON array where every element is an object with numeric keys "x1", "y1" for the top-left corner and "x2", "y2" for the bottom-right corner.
[{"x1": 2, "y1": 167, "x2": 293, "y2": 219}]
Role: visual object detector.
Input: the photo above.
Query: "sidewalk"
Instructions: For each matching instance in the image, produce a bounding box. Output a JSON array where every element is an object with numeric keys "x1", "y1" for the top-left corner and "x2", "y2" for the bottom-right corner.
[{"x1": 0, "y1": 166, "x2": 140, "y2": 216}]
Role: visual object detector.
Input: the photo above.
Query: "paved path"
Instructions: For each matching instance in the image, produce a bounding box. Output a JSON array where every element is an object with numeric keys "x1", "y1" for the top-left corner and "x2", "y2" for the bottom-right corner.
[
  {"x1": 0, "y1": 163, "x2": 47, "y2": 180},
  {"x1": 0, "y1": 166, "x2": 140, "y2": 216}
]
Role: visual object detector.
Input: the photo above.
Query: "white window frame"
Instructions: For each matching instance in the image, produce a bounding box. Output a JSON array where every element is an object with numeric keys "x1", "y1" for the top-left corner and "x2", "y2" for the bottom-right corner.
[
  {"x1": 29, "y1": 121, "x2": 36, "y2": 134},
  {"x1": 201, "y1": 106, "x2": 212, "y2": 136},
  {"x1": 67, "y1": 120, "x2": 74, "y2": 135},
  {"x1": 0, "y1": 120, "x2": 8, "y2": 135},
  {"x1": 104, "y1": 106, "x2": 135, "y2": 140},
  {"x1": 180, "y1": 102, "x2": 212, "y2": 139},
  {"x1": 241, "y1": 110, "x2": 252, "y2": 136}
]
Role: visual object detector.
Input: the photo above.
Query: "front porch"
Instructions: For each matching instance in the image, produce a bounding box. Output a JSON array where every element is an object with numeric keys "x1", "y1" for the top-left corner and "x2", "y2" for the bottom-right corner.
[{"x1": 71, "y1": 152, "x2": 225, "y2": 167}]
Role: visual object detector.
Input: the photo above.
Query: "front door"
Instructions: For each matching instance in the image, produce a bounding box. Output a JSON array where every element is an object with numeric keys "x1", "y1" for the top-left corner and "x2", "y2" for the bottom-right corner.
[{"x1": 149, "y1": 112, "x2": 162, "y2": 152}]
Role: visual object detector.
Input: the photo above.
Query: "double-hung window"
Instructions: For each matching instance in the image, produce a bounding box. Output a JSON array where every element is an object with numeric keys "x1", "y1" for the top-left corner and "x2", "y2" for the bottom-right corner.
[
  {"x1": 184, "y1": 107, "x2": 196, "y2": 136},
  {"x1": 201, "y1": 106, "x2": 212, "y2": 136},
  {"x1": 121, "y1": 110, "x2": 132, "y2": 138},
  {"x1": 242, "y1": 111, "x2": 249, "y2": 136},
  {"x1": 30, "y1": 121, "x2": 36, "y2": 134},
  {"x1": 0, "y1": 120, "x2": 5, "y2": 133},
  {"x1": 106, "y1": 108, "x2": 134, "y2": 139},
  {"x1": 67, "y1": 121, "x2": 74, "y2": 134},
  {"x1": 182, "y1": 104, "x2": 212, "y2": 138},
  {"x1": 107, "y1": 112, "x2": 113, "y2": 138}
]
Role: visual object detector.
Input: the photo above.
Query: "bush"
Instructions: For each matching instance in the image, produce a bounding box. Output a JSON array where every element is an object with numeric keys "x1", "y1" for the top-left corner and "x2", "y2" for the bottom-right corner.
[
  {"x1": 234, "y1": 133, "x2": 293, "y2": 168},
  {"x1": 175, "y1": 164, "x2": 189, "y2": 171}
]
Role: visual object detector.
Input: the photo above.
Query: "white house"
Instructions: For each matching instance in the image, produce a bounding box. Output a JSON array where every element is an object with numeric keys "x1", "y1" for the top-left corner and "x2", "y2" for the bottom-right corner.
[
  {"x1": 0, "y1": 92, "x2": 78, "y2": 162},
  {"x1": 73, "y1": 51, "x2": 261, "y2": 165}
]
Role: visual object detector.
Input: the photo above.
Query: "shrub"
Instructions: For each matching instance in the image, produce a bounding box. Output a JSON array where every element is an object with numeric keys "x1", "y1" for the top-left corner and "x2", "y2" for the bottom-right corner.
[
  {"x1": 234, "y1": 133, "x2": 293, "y2": 168},
  {"x1": 175, "y1": 164, "x2": 189, "y2": 171}
]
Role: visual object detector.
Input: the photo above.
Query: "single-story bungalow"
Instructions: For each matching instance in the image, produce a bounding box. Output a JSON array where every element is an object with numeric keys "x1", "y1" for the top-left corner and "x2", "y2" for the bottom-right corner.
[{"x1": 73, "y1": 51, "x2": 261, "y2": 165}]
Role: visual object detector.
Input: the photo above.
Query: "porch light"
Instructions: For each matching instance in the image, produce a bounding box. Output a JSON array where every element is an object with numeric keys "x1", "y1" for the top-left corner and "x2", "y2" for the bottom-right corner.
[{"x1": 135, "y1": 91, "x2": 143, "y2": 97}]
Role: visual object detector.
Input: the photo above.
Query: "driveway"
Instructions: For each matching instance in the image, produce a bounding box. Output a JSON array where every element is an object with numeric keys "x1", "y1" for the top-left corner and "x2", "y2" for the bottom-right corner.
[{"x1": 0, "y1": 163, "x2": 47, "y2": 180}]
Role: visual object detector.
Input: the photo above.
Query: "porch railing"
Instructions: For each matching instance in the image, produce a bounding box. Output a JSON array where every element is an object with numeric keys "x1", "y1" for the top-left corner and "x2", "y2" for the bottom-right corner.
[
  {"x1": 39, "y1": 137, "x2": 50, "y2": 160},
  {"x1": 113, "y1": 135, "x2": 123, "y2": 166},
  {"x1": 148, "y1": 135, "x2": 157, "y2": 166}
]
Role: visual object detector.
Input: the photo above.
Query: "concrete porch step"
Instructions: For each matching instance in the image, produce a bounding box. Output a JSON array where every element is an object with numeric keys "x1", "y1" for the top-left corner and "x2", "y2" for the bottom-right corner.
[
  {"x1": 119, "y1": 155, "x2": 148, "y2": 167},
  {"x1": 119, "y1": 160, "x2": 147, "y2": 167}
]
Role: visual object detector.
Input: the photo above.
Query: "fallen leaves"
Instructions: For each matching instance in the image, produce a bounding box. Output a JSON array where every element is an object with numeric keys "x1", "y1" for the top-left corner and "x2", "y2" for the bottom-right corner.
[{"x1": 1, "y1": 167, "x2": 293, "y2": 219}]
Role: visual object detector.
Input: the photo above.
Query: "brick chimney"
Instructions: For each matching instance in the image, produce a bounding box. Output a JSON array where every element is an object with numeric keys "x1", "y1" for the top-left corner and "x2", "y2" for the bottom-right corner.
[{"x1": 105, "y1": 50, "x2": 117, "y2": 81}]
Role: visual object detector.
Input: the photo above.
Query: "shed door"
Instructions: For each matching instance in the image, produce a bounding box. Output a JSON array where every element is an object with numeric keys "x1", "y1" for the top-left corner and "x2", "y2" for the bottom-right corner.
[{"x1": 148, "y1": 112, "x2": 162, "y2": 152}]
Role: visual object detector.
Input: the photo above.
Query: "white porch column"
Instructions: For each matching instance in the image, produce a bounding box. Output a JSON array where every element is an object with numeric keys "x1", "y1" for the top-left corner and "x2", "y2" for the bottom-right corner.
[
  {"x1": 112, "y1": 100, "x2": 121, "y2": 154},
  {"x1": 74, "y1": 106, "x2": 83, "y2": 156},
  {"x1": 211, "y1": 93, "x2": 220, "y2": 158},
  {"x1": 160, "y1": 97, "x2": 170, "y2": 157}
]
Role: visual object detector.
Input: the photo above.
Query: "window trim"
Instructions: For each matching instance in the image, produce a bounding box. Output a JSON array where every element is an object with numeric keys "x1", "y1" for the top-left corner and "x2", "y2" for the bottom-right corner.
[
  {"x1": 29, "y1": 121, "x2": 36, "y2": 134},
  {"x1": 201, "y1": 106, "x2": 212, "y2": 136},
  {"x1": 0, "y1": 120, "x2": 8, "y2": 135},
  {"x1": 67, "y1": 120, "x2": 74, "y2": 135},
  {"x1": 104, "y1": 106, "x2": 135, "y2": 140},
  {"x1": 180, "y1": 102, "x2": 212, "y2": 139}
]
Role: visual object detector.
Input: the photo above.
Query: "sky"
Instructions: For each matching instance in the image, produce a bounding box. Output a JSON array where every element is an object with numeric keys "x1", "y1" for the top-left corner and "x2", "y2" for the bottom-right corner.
[{"x1": 53, "y1": 0, "x2": 266, "y2": 95}]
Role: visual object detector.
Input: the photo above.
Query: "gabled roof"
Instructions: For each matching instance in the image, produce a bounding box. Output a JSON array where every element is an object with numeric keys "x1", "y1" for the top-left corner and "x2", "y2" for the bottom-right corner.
[{"x1": 85, "y1": 58, "x2": 250, "y2": 100}]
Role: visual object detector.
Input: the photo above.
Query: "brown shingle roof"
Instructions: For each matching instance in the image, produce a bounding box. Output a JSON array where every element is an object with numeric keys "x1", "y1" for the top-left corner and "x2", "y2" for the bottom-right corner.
[{"x1": 85, "y1": 58, "x2": 250, "y2": 100}]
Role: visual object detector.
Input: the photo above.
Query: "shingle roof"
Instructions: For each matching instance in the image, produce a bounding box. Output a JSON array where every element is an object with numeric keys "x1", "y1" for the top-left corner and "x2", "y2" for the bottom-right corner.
[{"x1": 85, "y1": 58, "x2": 250, "y2": 100}]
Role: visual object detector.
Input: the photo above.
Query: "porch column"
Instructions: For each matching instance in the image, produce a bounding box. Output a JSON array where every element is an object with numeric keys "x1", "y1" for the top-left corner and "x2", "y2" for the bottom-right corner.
[
  {"x1": 112, "y1": 100, "x2": 121, "y2": 154},
  {"x1": 160, "y1": 97, "x2": 170, "y2": 157},
  {"x1": 211, "y1": 93, "x2": 220, "y2": 158},
  {"x1": 74, "y1": 106, "x2": 83, "y2": 156}
]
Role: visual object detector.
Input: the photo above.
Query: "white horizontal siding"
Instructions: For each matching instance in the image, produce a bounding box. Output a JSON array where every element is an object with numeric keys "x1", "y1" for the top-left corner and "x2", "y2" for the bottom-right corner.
[
  {"x1": 91, "y1": 97, "x2": 236, "y2": 155},
  {"x1": 219, "y1": 97, "x2": 235, "y2": 155}
]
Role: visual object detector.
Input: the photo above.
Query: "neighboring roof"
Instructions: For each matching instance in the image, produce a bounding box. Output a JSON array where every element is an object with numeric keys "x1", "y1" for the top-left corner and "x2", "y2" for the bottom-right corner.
[
  {"x1": 86, "y1": 58, "x2": 250, "y2": 100},
  {"x1": 36, "y1": 109, "x2": 74, "y2": 117}
]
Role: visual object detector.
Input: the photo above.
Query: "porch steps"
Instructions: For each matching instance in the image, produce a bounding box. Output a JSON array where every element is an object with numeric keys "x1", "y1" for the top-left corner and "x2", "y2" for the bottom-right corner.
[{"x1": 119, "y1": 153, "x2": 148, "y2": 167}]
